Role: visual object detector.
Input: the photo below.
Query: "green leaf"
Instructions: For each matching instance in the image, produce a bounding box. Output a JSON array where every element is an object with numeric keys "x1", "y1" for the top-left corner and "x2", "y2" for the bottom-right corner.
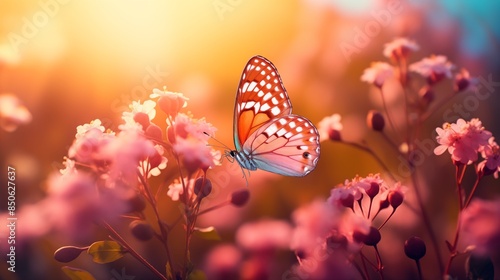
[
  {"x1": 61, "y1": 266, "x2": 96, "y2": 280},
  {"x1": 87, "y1": 241, "x2": 126, "y2": 264},
  {"x1": 193, "y1": 226, "x2": 221, "y2": 241},
  {"x1": 188, "y1": 269, "x2": 207, "y2": 280}
]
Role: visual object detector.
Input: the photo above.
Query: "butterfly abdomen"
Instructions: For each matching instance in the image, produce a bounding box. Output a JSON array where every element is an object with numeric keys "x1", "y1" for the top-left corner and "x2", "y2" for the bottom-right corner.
[{"x1": 233, "y1": 150, "x2": 258, "y2": 171}]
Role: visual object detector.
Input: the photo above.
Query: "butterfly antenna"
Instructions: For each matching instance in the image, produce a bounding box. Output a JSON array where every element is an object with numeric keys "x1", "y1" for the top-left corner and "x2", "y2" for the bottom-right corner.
[{"x1": 204, "y1": 132, "x2": 232, "y2": 151}]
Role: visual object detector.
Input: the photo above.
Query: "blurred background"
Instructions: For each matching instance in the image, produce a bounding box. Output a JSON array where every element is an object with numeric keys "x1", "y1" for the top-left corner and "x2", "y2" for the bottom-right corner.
[{"x1": 1, "y1": 0, "x2": 499, "y2": 279}]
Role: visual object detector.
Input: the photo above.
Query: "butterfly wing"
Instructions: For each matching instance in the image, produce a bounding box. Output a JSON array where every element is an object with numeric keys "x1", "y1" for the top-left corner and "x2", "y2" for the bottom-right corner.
[
  {"x1": 242, "y1": 114, "x2": 320, "y2": 176},
  {"x1": 233, "y1": 55, "x2": 292, "y2": 151}
]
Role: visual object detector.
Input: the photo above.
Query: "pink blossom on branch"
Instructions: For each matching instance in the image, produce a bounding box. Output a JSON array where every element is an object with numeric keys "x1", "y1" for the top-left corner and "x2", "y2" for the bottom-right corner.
[
  {"x1": 434, "y1": 118, "x2": 492, "y2": 165},
  {"x1": 409, "y1": 55, "x2": 454, "y2": 84},
  {"x1": 383, "y1": 37, "x2": 419, "y2": 60},
  {"x1": 317, "y1": 113, "x2": 343, "y2": 142},
  {"x1": 478, "y1": 137, "x2": 500, "y2": 178},
  {"x1": 361, "y1": 62, "x2": 394, "y2": 88},
  {"x1": 460, "y1": 198, "x2": 500, "y2": 256}
]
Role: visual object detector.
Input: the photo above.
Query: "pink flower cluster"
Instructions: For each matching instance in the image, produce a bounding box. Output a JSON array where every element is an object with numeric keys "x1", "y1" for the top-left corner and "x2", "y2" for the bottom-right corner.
[
  {"x1": 434, "y1": 118, "x2": 497, "y2": 173},
  {"x1": 287, "y1": 174, "x2": 405, "y2": 278}
]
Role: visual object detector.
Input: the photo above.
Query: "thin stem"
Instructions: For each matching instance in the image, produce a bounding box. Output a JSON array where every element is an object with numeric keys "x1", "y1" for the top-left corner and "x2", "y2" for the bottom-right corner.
[
  {"x1": 415, "y1": 260, "x2": 423, "y2": 280},
  {"x1": 445, "y1": 164, "x2": 469, "y2": 275},
  {"x1": 379, "y1": 87, "x2": 403, "y2": 144},
  {"x1": 377, "y1": 208, "x2": 396, "y2": 230},
  {"x1": 102, "y1": 221, "x2": 167, "y2": 280},
  {"x1": 411, "y1": 171, "x2": 444, "y2": 275},
  {"x1": 137, "y1": 171, "x2": 174, "y2": 273},
  {"x1": 373, "y1": 245, "x2": 384, "y2": 280},
  {"x1": 464, "y1": 172, "x2": 483, "y2": 208}
]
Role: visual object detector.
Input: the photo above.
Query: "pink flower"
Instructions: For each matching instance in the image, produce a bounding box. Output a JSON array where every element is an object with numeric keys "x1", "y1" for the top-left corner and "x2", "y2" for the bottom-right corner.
[
  {"x1": 236, "y1": 219, "x2": 292, "y2": 252},
  {"x1": 454, "y1": 68, "x2": 478, "y2": 92},
  {"x1": 317, "y1": 114, "x2": 343, "y2": 142},
  {"x1": 203, "y1": 244, "x2": 242, "y2": 280},
  {"x1": 100, "y1": 128, "x2": 156, "y2": 186},
  {"x1": 173, "y1": 137, "x2": 219, "y2": 173},
  {"x1": 361, "y1": 62, "x2": 394, "y2": 88},
  {"x1": 409, "y1": 55, "x2": 454, "y2": 84},
  {"x1": 460, "y1": 198, "x2": 500, "y2": 256},
  {"x1": 167, "y1": 181, "x2": 184, "y2": 201},
  {"x1": 169, "y1": 113, "x2": 216, "y2": 144},
  {"x1": 290, "y1": 200, "x2": 340, "y2": 255},
  {"x1": 46, "y1": 172, "x2": 126, "y2": 239},
  {"x1": 383, "y1": 37, "x2": 419, "y2": 60},
  {"x1": 139, "y1": 145, "x2": 168, "y2": 178},
  {"x1": 479, "y1": 137, "x2": 500, "y2": 178},
  {"x1": 75, "y1": 119, "x2": 105, "y2": 138},
  {"x1": 434, "y1": 118, "x2": 492, "y2": 164},
  {"x1": 0, "y1": 94, "x2": 32, "y2": 132},
  {"x1": 150, "y1": 88, "x2": 189, "y2": 118},
  {"x1": 68, "y1": 126, "x2": 115, "y2": 164},
  {"x1": 120, "y1": 100, "x2": 156, "y2": 130}
]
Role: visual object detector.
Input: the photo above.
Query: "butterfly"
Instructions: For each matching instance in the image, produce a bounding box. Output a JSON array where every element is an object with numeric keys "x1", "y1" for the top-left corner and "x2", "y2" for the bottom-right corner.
[{"x1": 228, "y1": 55, "x2": 320, "y2": 177}]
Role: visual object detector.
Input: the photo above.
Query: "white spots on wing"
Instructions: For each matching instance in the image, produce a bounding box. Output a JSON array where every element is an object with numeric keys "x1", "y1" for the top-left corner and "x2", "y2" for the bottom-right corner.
[
  {"x1": 260, "y1": 61, "x2": 266, "y2": 66},
  {"x1": 266, "y1": 123, "x2": 278, "y2": 135},
  {"x1": 296, "y1": 126, "x2": 303, "y2": 132},
  {"x1": 279, "y1": 93, "x2": 285, "y2": 98},
  {"x1": 266, "y1": 75, "x2": 271, "y2": 80},
  {"x1": 237, "y1": 103, "x2": 241, "y2": 111},
  {"x1": 271, "y1": 72, "x2": 276, "y2": 77},
  {"x1": 245, "y1": 101, "x2": 255, "y2": 109},
  {"x1": 271, "y1": 107, "x2": 281, "y2": 116},
  {"x1": 284, "y1": 131, "x2": 293, "y2": 138},
  {"x1": 259, "y1": 80, "x2": 266, "y2": 87},
  {"x1": 277, "y1": 128, "x2": 287, "y2": 137},
  {"x1": 263, "y1": 92, "x2": 272, "y2": 101},
  {"x1": 257, "y1": 90, "x2": 264, "y2": 97},
  {"x1": 298, "y1": 145, "x2": 308, "y2": 150},
  {"x1": 278, "y1": 118, "x2": 287, "y2": 125},
  {"x1": 289, "y1": 121, "x2": 296, "y2": 128},
  {"x1": 242, "y1": 82, "x2": 249, "y2": 93},
  {"x1": 255, "y1": 66, "x2": 261, "y2": 71},
  {"x1": 242, "y1": 73, "x2": 246, "y2": 79},
  {"x1": 261, "y1": 103, "x2": 271, "y2": 111},
  {"x1": 248, "y1": 81, "x2": 257, "y2": 91},
  {"x1": 274, "y1": 86, "x2": 280, "y2": 92},
  {"x1": 254, "y1": 87, "x2": 260, "y2": 92},
  {"x1": 266, "y1": 83, "x2": 272, "y2": 90},
  {"x1": 253, "y1": 102, "x2": 261, "y2": 113},
  {"x1": 267, "y1": 66, "x2": 272, "y2": 71},
  {"x1": 283, "y1": 103, "x2": 289, "y2": 108},
  {"x1": 271, "y1": 97, "x2": 278, "y2": 105},
  {"x1": 274, "y1": 78, "x2": 278, "y2": 83},
  {"x1": 261, "y1": 70, "x2": 266, "y2": 75}
]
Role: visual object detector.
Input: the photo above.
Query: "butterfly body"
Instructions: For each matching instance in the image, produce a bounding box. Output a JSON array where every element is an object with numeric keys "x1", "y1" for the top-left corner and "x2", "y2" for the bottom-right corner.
[{"x1": 230, "y1": 55, "x2": 320, "y2": 177}]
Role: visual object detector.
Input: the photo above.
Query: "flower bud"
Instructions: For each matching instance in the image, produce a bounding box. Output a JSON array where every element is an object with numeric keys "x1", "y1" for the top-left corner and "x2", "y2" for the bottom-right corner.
[
  {"x1": 158, "y1": 94, "x2": 185, "y2": 117},
  {"x1": 379, "y1": 198, "x2": 390, "y2": 210},
  {"x1": 129, "y1": 220, "x2": 154, "y2": 241},
  {"x1": 328, "y1": 129, "x2": 342, "y2": 141},
  {"x1": 477, "y1": 161, "x2": 497, "y2": 177},
  {"x1": 126, "y1": 193, "x2": 147, "y2": 213},
  {"x1": 454, "y1": 68, "x2": 471, "y2": 92},
  {"x1": 367, "y1": 110, "x2": 385, "y2": 131},
  {"x1": 54, "y1": 246, "x2": 87, "y2": 263},
  {"x1": 146, "y1": 123, "x2": 162, "y2": 141},
  {"x1": 363, "y1": 227, "x2": 381, "y2": 246},
  {"x1": 404, "y1": 236, "x2": 426, "y2": 260},
  {"x1": 340, "y1": 194, "x2": 354, "y2": 209},
  {"x1": 133, "y1": 112, "x2": 150, "y2": 130},
  {"x1": 388, "y1": 190, "x2": 404, "y2": 209},
  {"x1": 230, "y1": 189, "x2": 250, "y2": 207},
  {"x1": 194, "y1": 177, "x2": 212, "y2": 199},
  {"x1": 418, "y1": 86, "x2": 434, "y2": 108},
  {"x1": 147, "y1": 150, "x2": 163, "y2": 169},
  {"x1": 365, "y1": 182, "x2": 380, "y2": 198}
]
